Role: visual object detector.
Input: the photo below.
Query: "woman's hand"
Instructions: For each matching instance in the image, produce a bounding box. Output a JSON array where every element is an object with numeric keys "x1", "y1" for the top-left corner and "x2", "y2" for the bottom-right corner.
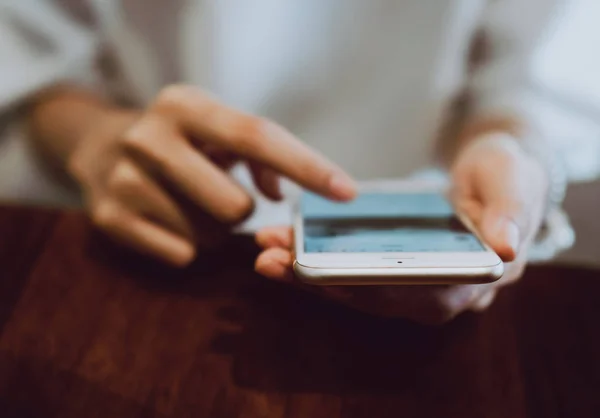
[
  {"x1": 254, "y1": 133, "x2": 549, "y2": 324},
  {"x1": 450, "y1": 133, "x2": 548, "y2": 282},
  {"x1": 65, "y1": 85, "x2": 356, "y2": 266}
]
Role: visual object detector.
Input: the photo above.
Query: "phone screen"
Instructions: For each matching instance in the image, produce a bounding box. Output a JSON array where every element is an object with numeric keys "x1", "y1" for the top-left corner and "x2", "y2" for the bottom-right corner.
[{"x1": 301, "y1": 192, "x2": 485, "y2": 253}]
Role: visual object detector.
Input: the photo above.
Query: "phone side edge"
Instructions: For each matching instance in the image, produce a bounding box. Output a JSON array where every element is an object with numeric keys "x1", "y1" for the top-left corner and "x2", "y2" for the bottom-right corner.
[{"x1": 293, "y1": 261, "x2": 504, "y2": 286}]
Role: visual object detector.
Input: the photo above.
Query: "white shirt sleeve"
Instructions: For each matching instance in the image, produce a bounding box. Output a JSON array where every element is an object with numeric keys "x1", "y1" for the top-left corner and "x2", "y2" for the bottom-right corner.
[
  {"x1": 0, "y1": 0, "x2": 99, "y2": 113},
  {"x1": 470, "y1": 0, "x2": 600, "y2": 182}
]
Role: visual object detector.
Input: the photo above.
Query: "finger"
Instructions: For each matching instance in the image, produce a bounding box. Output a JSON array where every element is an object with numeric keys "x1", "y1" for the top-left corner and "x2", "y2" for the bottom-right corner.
[
  {"x1": 454, "y1": 197, "x2": 483, "y2": 226},
  {"x1": 459, "y1": 168, "x2": 522, "y2": 261},
  {"x1": 474, "y1": 164, "x2": 543, "y2": 261},
  {"x1": 454, "y1": 136, "x2": 549, "y2": 262},
  {"x1": 122, "y1": 116, "x2": 254, "y2": 224},
  {"x1": 471, "y1": 289, "x2": 497, "y2": 312},
  {"x1": 152, "y1": 85, "x2": 357, "y2": 201},
  {"x1": 92, "y1": 201, "x2": 195, "y2": 267},
  {"x1": 248, "y1": 161, "x2": 282, "y2": 201},
  {"x1": 478, "y1": 210, "x2": 520, "y2": 262},
  {"x1": 453, "y1": 194, "x2": 519, "y2": 260},
  {"x1": 433, "y1": 284, "x2": 492, "y2": 320},
  {"x1": 108, "y1": 159, "x2": 193, "y2": 239},
  {"x1": 255, "y1": 247, "x2": 294, "y2": 282},
  {"x1": 255, "y1": 226, "x2": 293, "y2": 249}
]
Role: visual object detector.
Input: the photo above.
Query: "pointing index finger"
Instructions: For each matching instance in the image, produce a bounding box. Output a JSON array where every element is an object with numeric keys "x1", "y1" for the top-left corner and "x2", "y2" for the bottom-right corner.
[{"x1": 153, "y1": 86, "x2": 357, "y2": 201}]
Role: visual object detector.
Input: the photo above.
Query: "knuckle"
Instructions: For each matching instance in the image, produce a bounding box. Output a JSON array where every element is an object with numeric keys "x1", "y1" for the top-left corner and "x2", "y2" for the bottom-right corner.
[
  {"x1": 227, "y1": 117, "x2": 271, "y2": 153},
  {"x1": 154, "y1": 84, "x2": 189, "y2": 112},
  {"x1": 121, "y1": 119, "x2": 178, "y2": 174},
  {"x1": 107, "y1": 160, "x2": 143, "y2": 194},
  {"x1": 121, "y1": 124, "x2": 150, "y2": 154},
  {"x1": 91, "y1": 200, "x2": 121, "y2": 230}
]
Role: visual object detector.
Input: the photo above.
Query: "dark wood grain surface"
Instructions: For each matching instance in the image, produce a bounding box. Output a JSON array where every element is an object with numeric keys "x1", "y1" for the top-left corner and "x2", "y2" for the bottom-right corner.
[{"x1": 0, "y1": 205, "x2": 599, "y2": 418}]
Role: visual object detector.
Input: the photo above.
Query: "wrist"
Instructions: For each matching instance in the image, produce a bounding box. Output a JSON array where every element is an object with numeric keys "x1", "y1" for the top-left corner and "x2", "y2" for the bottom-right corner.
[
  {"x1": 451, "y1": 114, "x2": 566, "y2": 206},
  {"x1": 28, "y1": 86, "x2": 139, "y2": 165},
  {"x1": 446, "y1": 115, "x2": 523, "y2": 166},
  {"x1": 517, "y1": 137, "x2": 567, "y2": 212},
  {"x1": 450, "y1": 116, "x2": 572, "y2": 260}
]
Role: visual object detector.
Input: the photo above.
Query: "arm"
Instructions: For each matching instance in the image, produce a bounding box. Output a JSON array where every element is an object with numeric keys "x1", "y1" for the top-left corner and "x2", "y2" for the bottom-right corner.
[
  {"x1": 446, "y1": 0, "x2": 600, "y2": 261},
  {"x1": 27, "y1": 87, "x2": 138, "y2": 167},
  {"x1": 0, "y1": 0, "x2": 99, "y2": 114},
  {"x1": 0, "y1": 0, "x2": 108, "y2": 169},
  {"x1": 8, "y1": 2, "x2": 357, "y2": 268}
]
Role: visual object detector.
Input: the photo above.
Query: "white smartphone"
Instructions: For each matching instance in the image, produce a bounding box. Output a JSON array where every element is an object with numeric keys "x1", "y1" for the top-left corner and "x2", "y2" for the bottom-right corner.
[{"x1": 293, "y1": 181, "x2": 503, "y2": 285}]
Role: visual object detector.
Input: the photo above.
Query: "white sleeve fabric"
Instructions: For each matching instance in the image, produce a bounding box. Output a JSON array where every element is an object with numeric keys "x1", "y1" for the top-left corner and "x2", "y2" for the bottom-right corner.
[
  {"x1": 0, "y1": 0, "x2": 99, "y2": 113},
  {"x1": 470, "y1": 0, "x2": 600, "y2": 183},
  {"x1": 0, "y1": 0, "x2": 99, "y2": 205}
]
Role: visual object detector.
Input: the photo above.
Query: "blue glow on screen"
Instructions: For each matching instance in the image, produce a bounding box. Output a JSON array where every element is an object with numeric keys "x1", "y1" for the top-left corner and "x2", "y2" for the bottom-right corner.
[{"x1": 302, "y1": 193, "x2": 484, "y2": 253}]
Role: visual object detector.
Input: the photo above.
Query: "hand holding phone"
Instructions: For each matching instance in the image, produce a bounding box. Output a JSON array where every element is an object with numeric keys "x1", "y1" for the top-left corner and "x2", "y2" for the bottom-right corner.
[{"x1": 255, "y1": 135, "x2": 548, "y2": 323}]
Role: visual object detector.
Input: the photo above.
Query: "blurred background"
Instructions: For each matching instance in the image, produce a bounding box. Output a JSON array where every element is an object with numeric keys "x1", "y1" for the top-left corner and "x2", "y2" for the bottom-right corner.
[{"x1": 1, "y1": 0, "x2": 599, "y2": 265}]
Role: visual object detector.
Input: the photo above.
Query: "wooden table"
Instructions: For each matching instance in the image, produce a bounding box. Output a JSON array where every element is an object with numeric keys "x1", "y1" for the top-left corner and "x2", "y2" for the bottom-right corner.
[{"x1": 1, "y1": 206, "x2": 599, "y2": 418}]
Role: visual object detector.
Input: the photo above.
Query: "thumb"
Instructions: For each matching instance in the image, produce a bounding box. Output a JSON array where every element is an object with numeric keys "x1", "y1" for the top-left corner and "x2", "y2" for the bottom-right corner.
[{"x1": 478, "y1": 208, "x2": 521, "y2": 262}]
